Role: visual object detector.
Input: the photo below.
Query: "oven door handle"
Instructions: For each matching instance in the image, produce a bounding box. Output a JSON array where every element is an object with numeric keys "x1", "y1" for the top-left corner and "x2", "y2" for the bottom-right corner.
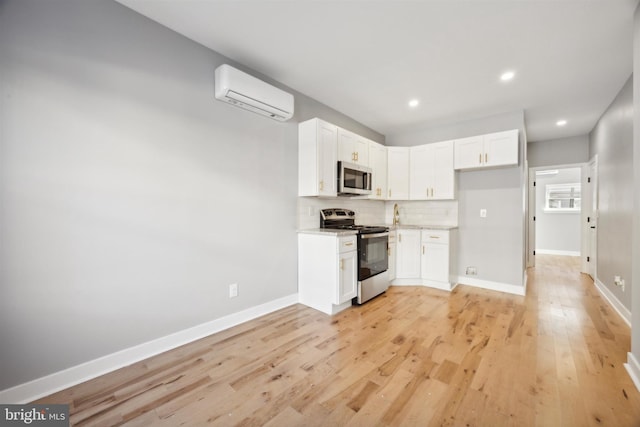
[{"x1": 360, "y1": 232, "x2": 389, "y2": 239}]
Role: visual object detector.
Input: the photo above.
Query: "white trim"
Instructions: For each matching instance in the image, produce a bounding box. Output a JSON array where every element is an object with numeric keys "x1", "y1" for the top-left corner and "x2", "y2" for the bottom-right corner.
[
  {"x1": 455, "y1": 276, "x2": 526, "y2": 296},
  {"x1": 593, "y1": 278, "x2": 631, "y2": 327},
  {"x1": 535, "y1": 249, "x2": 581, "y2": 256},
  {"x1": 391, "y1": 278, "x2": 456, "y2": 291},
  {"x1": 0, "y1": 293, "x2": 299, "y2": 404},
  {"x1": 625, "y1": 352, "x2": 640, "y2": 393},
  {"x1": 523, "y1": 269, "x2": 528, "y2": 295}
]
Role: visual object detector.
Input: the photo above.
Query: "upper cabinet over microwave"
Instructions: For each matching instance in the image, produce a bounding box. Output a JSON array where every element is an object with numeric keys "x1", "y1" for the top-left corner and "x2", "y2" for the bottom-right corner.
[
  {"x1": 338, "y1": 128, "x2": 370, "y2": 166},
  {"x1": 454, "y1": 129, "x2": 519, "y2": 170}
]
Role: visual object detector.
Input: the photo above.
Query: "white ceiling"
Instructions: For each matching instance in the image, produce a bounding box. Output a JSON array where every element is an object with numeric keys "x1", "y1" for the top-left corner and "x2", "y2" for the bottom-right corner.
[{"x1": 116, "y1": 0, "x2": 637, "y2": 142}]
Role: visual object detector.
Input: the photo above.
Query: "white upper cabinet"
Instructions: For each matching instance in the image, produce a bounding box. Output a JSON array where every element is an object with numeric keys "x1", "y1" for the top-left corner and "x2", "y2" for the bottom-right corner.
[
  {"x1": 454, "y1": 129, "x2": 519, "y2": 170},
  {"x1": 483, "y1": 129, "x2": 519, "y2": 168},
  {"x1": 369, "y1": 141, "x2": 387, "y2": 200},
  {"x1": 387, "y1": 147, "x2": 410, "y2": 200},
  {"x1": 298, "y1": 118, "x2": 338, "y2": 197},
  {"x1": 409, "y1": 140, "x2": 455, "y2": 200},
  {"x1": 338, "y1": 128, "x2": 369, "y2": 166}
]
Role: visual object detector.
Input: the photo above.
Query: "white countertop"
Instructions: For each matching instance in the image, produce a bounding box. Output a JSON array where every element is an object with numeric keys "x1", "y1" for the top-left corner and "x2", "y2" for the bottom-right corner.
[
  {"x1": 384, "y1": 224, "x2": 458, "y2": 230},
  {"x1": 297, "y1": 228, "x2": 359, "y2": 236}
]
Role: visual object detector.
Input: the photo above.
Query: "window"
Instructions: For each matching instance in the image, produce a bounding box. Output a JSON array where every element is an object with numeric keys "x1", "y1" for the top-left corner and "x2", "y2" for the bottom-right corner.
[{"x1": 544, "y1": 183, "x2": 581, "y2": 212}]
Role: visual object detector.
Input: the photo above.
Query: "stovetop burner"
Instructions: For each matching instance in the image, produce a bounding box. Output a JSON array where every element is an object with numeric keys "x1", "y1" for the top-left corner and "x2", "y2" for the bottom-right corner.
[{"x1": 319, "y1": 209, "x2": 388, "y2": 234}]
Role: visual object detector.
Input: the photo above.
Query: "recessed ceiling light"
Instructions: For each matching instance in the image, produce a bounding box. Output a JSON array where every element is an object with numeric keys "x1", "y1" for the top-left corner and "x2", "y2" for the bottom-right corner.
[
  {"x1": 556, "y1": 119, "x2": 567, "y2": 126},
  {"x1": 500, "y1": 71, "x2": 515, "y2": 81},
  {"x1": 408, "y1": 99, "x2": 419, "y2": 108}
]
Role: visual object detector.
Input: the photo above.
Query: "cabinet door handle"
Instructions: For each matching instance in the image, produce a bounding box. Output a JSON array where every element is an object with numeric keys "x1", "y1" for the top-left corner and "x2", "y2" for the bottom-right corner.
[
  {"x1": 319, "y1": 180, "x2": 324, "y2": 191},
  {"x1": 345, "y1": 242, "x2": 354, "y2": 247},
  {"x1": 479, "y1": 153, "x2": 482, "y2": 164},
  {"x1": 422, "y1": 245, "x2": 425, "y2": 255},
  {"x1": 389, "y1": 189, "x2": 392, "y2": 197},
  {"x1": 430, "y1": 236, "x2": 440, "y2": 239},
  {"x1": 485, "y1": 153, "x2": 488, "y2": 163},
  {"x1": 340, "y1": 259, "x2": 344, "y2": 270},
  {"x1": 399, "y1": 234, "x2": 402, "y2": 243}
]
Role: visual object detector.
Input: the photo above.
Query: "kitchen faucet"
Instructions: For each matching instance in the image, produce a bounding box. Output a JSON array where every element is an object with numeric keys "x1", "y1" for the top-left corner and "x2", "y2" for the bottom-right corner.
[{"x1": 393, "y1": 203, "x2": 400, "y2": 225}]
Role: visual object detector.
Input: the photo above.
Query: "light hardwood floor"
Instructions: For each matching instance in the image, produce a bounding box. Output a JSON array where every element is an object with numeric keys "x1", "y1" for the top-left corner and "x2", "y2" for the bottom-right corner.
[{"x1": 37, "y1": 255, "x2": 640, "y2": 426}]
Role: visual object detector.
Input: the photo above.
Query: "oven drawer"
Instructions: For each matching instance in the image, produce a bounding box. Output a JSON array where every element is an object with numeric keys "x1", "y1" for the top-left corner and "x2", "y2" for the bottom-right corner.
[
  {"x1": 421, "y1": 230, "x2": 449, "y2": 244},
  {"x1": 339, "y1": 235, "x2": 357, "y2": 253}
]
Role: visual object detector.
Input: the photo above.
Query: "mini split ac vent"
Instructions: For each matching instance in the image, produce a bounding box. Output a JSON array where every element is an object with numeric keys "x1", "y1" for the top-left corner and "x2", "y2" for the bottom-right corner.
[{"x1": 214, "y1": 64, "x2": 294, "y2": 121}]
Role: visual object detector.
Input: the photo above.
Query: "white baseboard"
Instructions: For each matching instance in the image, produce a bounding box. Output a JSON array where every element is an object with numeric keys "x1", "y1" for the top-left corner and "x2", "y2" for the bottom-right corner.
[
  {"x1": 536, "y1": 249, "x2": 580, "y2": 256},
  {"x1": 455, "y1": 276, "x2": 526, "y2": 296},
  {"x1": 625, "y1": 352, "x2": 640, "y2": 393},
  {"x1": 391, "y1": 278, "x2": 455, "y2": 291},
  {"x1": 0, "y1": 293, "x2": 299, "y2": 404},
  {"x1": 593, "y1": 279, "x2": 631, "y2": 327}
]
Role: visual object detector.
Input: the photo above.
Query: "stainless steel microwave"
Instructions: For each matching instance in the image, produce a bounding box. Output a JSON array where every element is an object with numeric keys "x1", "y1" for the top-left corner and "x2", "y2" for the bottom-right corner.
[{"x1": 337, "y1": 161, "x2": 372, "y2": 196}]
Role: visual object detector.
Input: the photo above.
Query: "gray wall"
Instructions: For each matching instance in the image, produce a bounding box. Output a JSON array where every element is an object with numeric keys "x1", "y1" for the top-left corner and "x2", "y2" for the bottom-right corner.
[
  {"x1": 0, "y1": 0, "x2": 381, "y2": 390},
  {"x1": 527, "y1": 135, "x2": 590, "y2": 168},
  {"x1": 387, "y1": 111, "x2": 527, "y2": 287},
  {"x1": 589, "y1": 76, "x2": 633, "y2": 312},
  {"x1": 535, "y1": 168, "x2": 581, "y2": 254},
  {"x1": 632, "y1": 3, "x2": 640, "y2": 375}
]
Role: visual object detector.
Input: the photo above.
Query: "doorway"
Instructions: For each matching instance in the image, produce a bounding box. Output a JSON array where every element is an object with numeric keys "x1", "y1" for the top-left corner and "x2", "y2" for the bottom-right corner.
[{"x1": 527, "y1": 162, "x2": 595, "y2": 270}]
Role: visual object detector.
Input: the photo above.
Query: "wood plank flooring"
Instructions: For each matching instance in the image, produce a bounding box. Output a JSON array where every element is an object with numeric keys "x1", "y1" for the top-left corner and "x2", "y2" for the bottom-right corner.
[{"x1": 36, "y1": 255, "x2": 640, "y2": 426}]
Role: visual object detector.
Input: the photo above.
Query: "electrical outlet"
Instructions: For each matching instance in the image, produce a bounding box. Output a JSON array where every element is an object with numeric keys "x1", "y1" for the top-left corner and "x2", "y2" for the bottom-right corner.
[
  {"x1": 466, "y1": 266, "x2": 477, "y2": 275},
  {"x1": 480, "y1": 209, "x2": 487, "y2": 218},
  {"x1": 614, "y1": 276, "x2": 625, "y2": 292},
  {"x1": 229, "y1": 283, "x2": 238, "y2": 298}
]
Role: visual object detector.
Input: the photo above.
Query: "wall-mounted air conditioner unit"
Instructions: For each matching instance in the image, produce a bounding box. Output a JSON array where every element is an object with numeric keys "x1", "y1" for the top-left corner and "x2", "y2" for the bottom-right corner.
[{"x1": 214, "y1": 64, "x2": 294, "y2": 122}]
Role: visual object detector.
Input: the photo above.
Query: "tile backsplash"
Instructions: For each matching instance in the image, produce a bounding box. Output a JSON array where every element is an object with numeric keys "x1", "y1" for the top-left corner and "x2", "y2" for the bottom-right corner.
[
  {"x1": 384, "y1": 200, "x2": 458, "y2": 227},
  {"x1": 297, "y1": 197, "x2": 458, "y2": 229},
  {"x1": 297, "y1": 197, "x2": 386, "y2": 229}
]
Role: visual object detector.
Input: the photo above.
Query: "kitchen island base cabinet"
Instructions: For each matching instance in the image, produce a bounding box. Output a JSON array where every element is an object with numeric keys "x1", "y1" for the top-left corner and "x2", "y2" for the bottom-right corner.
[
  {"x1": 392, "y1": 228, "x2": 457, "y2": 291},
  {"x1": 298, "y1": 233, "x2": 357, "y2": 315}
]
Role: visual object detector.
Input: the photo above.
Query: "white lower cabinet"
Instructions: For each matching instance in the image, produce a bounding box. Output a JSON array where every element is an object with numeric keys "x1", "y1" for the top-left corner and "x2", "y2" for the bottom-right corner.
[
  {"x1": 421, "y1": 230, "x2": 451, "y2": 286},
  {"x1": 338, "y1": 250, "x2": 358, "y2": 305},
  {"x1": 393, "y1": 228, "x2": 456, "y2": 291},
  {"x1": 298, "y1": 233, "x2": 358, "y2": 315},
  {"x1": 395, "y1": 229, "x2": 421, "y2": 278}
]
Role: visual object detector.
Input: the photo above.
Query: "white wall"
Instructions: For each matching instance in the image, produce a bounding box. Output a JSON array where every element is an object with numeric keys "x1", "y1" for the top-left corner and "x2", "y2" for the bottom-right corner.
[
  {"x1": 630, "y1": 2, "x2": 640, "y2": 388},
  {"x1": 534, "y1": 168, "x2": 581, "y2": 255},
  {"x1": 589, "y1": 76, "x2": 633, "y2": 312},
  {"x1": 0, "y1": 0, "x2": 383, "y2": 391},
  {"x1": 527, "y1": 135, "x2": 590, "y2": 168}
]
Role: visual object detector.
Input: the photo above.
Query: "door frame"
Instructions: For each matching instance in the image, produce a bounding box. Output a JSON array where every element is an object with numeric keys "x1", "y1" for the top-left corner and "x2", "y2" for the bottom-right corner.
[
  {"x1": 581, "y1": 155, "x2": 598, "y2": 276},
  {"x1": 527, "y1": 162, "x2": 587, "y2": 269}
]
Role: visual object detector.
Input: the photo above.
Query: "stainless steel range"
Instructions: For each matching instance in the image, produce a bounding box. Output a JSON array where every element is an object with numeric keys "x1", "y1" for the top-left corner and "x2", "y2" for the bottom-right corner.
[{"x1": 320, "y1": 209, "x2": 389, "y2": 304}]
